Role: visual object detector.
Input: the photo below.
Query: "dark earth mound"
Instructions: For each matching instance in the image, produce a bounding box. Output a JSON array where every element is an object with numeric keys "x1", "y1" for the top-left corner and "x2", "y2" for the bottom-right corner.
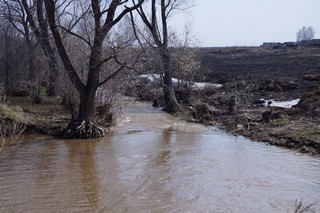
[
  {"x1": 200, "y1": 46, "x2": 320, "y2": 100},
  {"x1": 195, "y1": 46, "x2": 320, "y2": 156}
]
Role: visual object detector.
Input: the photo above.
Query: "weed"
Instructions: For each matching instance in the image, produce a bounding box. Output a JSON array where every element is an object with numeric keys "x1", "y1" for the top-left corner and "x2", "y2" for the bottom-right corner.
[
  {"x1": 0, "y1": 104, "x2": 27, "y2": 152},
  {"x1": 271, "y1": 116, "x2": 290, "y2": 127},
  {"x1": 292, "y1": 199, "x2": 319, "y2": 213},
  {"x1": 293, "y1": 126, "x2": 320, "y2": 141},
  {"x1": 0, "y1": 119, "x2": 26, "y2": 152}
]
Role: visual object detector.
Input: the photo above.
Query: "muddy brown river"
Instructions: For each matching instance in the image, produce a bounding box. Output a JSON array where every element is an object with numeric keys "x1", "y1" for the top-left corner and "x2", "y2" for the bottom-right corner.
[{"x1": 0, "y1": 101, "x2": 319, "y2": 212}]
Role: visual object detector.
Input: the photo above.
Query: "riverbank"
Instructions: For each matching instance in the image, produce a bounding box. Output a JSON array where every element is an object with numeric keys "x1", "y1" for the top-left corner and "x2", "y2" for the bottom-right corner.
[
  {"x1": 0, "y1": 96, "x2": 70, "y2": 147},
  {"x1": 1, "y1": 46, "x2": 320, "y2": 157},
  {"x1": 196, "y1": 105, "x2": 320, "y2": 157},
  {"x1": 1, "y1": 91, "x2": 319, "y2": 157},
  {"x1": 185, "y1": 46, "x2": 320, "y2": 157}
]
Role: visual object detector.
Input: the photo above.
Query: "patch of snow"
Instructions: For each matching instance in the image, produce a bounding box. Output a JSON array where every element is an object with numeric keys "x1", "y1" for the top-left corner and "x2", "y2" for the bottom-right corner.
[
  {"x1": 138, "y1": 74, "x2": 161, "y2": 82},
  {"x1": 192, "y1": 82, "x2": 223, "y2": 89},
  {"x1": 172, "y1": 78, "x2": 179, "y2": 83},
  {"x1": 136, "y1": 74, "x2": 223, "y2": 90},
  {"x1": 261, "y1": 99, "x2": 300, "y2": 108}
]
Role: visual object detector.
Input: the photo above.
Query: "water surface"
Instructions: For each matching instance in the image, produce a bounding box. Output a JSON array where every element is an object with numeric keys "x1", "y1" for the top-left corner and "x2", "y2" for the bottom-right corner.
[{"x1": 0, "y1": 101, "x2": 319, "y2": 212}]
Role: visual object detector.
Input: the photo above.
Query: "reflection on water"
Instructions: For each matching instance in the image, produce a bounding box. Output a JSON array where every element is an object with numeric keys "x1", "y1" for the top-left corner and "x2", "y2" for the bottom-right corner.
[{"x1": 0, "y1": 101, "x2": 319, "y2": 212}]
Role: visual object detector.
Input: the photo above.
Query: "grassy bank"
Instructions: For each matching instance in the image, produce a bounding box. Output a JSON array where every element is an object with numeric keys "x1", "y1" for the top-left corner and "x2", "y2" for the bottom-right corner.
[{"x1": 0, "y1": 96, "x2": 70, "y2": 150}]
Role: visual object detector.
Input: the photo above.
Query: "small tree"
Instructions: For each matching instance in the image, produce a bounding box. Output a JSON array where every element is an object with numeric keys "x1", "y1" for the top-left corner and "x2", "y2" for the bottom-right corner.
[
  {"x1": 297, "y1": 26, "x2": 315, "y2": 42},
  {"x1": 134, "y1": 0, "x2": 193, "y2": 113}
]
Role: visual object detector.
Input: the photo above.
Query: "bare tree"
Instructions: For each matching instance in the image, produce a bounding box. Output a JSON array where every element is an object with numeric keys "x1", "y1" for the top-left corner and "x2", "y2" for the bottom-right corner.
[
  {"x1": 297, "y1": 26, "x2": 315, "y2": 42},
  {"x1": 0, "y1": 14, "x2": 31, "y2": 95},
  {"x1": 2, "y1": 0, "x2": 37, "y2": 82},
  {"x1": 44, "y1": 0, "x2": 145, "y2": 138},
  {"x1": 170, "y1": 26, "x2": 201, "y2": 87},
  {"x1": 133, "y1": 0, "x2": 191, "y2": 113},
  {"x1": 1, "y1": 0, "x2": 60, "y2": 96},
  {"x1": 22, "y1": 0, "x2": 60, "y2": 96},
  {"x1": 0, "y1": 22, "x2": 17, "y2": 94}
]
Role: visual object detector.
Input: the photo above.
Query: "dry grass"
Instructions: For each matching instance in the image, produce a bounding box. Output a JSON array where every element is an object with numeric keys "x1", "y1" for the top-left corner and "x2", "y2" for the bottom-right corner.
[
  {"x1": 0, "y1": 96, "x2": 70, "y2": 140},
  {"x1": 0, "y1": 122, "x2": 26, "y2": 152},
  {"x1": 0, "y1": 104, "x2": 26, "y2": 152}
]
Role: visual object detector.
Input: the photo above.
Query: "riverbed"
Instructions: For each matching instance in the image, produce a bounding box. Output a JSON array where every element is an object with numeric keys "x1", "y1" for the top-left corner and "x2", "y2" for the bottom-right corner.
[{"x1": 0, "y1": 101, "x2": 319, "y2": 212}]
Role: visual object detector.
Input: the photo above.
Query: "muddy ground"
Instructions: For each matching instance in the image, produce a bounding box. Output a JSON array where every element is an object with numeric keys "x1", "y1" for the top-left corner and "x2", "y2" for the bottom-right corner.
[{"x1": 194, "y1": 46, "x2": 320, "y2": 156}]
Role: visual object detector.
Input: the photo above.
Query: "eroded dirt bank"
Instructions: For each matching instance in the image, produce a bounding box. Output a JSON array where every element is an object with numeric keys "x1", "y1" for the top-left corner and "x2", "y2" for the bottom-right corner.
[{"x1": 190, "y1": 46, "x2": 320, "y2": 156}]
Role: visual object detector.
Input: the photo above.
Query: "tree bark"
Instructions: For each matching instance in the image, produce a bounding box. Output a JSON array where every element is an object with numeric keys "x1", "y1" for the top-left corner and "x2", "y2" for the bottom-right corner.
[
  {"x1": 22, "y1": 21, "x2": 36, "y2": 81},
  {"x1": 44, "y1": 45, "x2": 59, "y2": 96},
  {"x1": 3, "y1": 33, "x2": 13, "y2": 94},
  {"x1": 160, "y1": 49, "x2": 181, "y2": 113}
]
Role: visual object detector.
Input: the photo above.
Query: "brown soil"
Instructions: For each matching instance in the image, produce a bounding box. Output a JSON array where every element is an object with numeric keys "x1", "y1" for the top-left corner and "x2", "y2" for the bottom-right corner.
[{"x1": 195, "y1": 46, "x2": 320, "y2": 157}]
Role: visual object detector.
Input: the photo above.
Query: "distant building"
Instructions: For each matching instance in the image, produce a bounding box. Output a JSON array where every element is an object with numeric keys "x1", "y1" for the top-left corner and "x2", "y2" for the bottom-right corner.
[
  {"x1": 283, "y1": 42, "x2": 296, "y2": 48},
  {"x1": 297, "y1": 39, "x2": 320, "y2": 47},
  {"x1": 261, "y1": 39, "x2": 320, "y2": 49},
  {"x1": 261, "y1": 42, "x2": 282, "y2": 48}
]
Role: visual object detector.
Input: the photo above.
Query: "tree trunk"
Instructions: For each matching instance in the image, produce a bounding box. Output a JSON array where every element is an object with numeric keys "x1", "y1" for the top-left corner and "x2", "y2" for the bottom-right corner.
[
  {"x1": 27, "y1": 47, "x2": 36, "y2": 81},
  {"x1": 77, "y1": 86, "x2": 97, "y2": 122},
  {"x1": 3, "y1": 34, "x2": 12, "y2": 94},
  {"x1": 163, "y1": 71, "x2": 181, "y2": 113},
  {"x1": 23, "y1": 26, "x2": 36, "y2": 82},
  {"x1": 37, "y1": 0, "x2": 59, "y2": 96},
  {"x1": 62, "y1": 35, "x2": 104, "y2": 139},
  {"x1": 45, "y1": 47, "x2": 59, "y2": 96},
  {"x1": 160, "y1": 49, "x2": 181, "y2": 113},
  {"x1": 63, "y1": 86, "x2": 104, "y2": 139}
]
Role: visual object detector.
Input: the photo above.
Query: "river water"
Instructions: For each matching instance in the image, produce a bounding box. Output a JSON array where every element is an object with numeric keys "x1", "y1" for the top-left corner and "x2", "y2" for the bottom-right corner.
[{"x1": 0, "y1": 101, "x2": 319, "y2": 213}]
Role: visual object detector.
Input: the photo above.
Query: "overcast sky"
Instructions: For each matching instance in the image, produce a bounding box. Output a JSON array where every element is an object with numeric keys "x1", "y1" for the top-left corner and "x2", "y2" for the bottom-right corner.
[{"x1": 171, "y1": 0, "x2": 320, "y2": 47}]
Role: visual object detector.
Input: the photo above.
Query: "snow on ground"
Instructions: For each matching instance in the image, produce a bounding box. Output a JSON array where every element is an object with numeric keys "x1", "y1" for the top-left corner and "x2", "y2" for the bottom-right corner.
[
  {"x1": 192, "y1": 82, "x2": 223, "y2": 89},
  {"x1": 261, "y1": 99, "x2": 300, "y2": 108},
  {"x1": 136, "y1": 74, "x2": 223, "y2": 89},
  {"x1": 138, "y1": 74, "x2": 162, "y2": 82}
]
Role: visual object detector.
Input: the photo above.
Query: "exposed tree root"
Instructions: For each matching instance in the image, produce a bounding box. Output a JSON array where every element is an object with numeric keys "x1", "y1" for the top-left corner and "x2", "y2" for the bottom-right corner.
[{"x1": 63, "y1": 120, "x2": 105, "y2": 139}]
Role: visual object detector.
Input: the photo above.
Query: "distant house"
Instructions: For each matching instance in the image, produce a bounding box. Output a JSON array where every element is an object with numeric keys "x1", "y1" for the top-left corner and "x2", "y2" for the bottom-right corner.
[
  {"x1": 310, "y1": 39, "x2": 320, "y2": 46},
  {"x1": 261, "y1": 42, "x2": 282, "y2": 49},
  {"x1": 298, "y1": 39, "x2": 320, "y2": 47},
  {"x1": 261, "y1": 39, "x2": 320, "y2": 49},
  {"x1": 283, "y1": 42, "x2": 296, "y2": 48}
]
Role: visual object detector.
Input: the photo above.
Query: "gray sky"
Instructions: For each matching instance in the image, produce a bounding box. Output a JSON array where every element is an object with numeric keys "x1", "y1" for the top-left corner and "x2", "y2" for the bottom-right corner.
[{"x1": 171, "y1": 0, "x2": 320, "y2": 47}]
